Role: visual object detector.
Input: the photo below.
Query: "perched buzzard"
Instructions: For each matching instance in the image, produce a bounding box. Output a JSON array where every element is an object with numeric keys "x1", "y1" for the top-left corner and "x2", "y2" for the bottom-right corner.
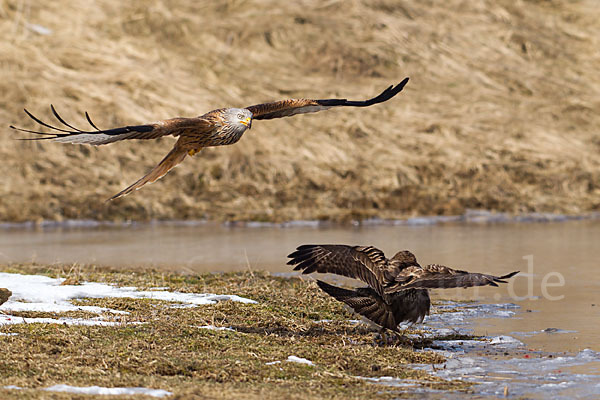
[
  {"x1": 287, "y1": 244, "x2": 518, "y2": 332},
  {"x1": 11, "y1": 79, "x2": 409, "y2": 200}
]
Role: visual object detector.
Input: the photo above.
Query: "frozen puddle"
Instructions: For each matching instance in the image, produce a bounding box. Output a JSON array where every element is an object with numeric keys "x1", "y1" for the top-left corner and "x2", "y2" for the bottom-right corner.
[
  {"x1": 413, "y1": 348, "x2": 600, "y2": 399},
  {"x1": 370, "y1": 301, "x2": 600, "y2": 399},
  {"x1": 0, "y1": 272, "x2": 255, "y2": 327}
]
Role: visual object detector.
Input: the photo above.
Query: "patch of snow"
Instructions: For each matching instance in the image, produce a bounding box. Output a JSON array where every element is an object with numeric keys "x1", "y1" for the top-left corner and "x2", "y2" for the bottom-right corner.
[
  {"x1": 197, "y1": 325, "x2": 234, "y2": 332},
  {"x1": 0, "y1": 332, "x2": 18, "y2": 336},
  {"x1": 357, "y1": 376, "x2": 421, "y2": 387},
  {"x1": 1, "y1": 301, "x2": 128, "y2": 315},
  {"x1": 265, "y1": 361, "x2": 281, "y2": 365},
  {"x1": 0, "y1": 272, "x2": 256, "y2": 327},
  {"x1": 25, "y1": 23, "x2": 52, "y2": 35},
  {"x1": 286, "y1": 356, "x2": 314, "y2": 366},
  {"x1": 43, "y1": 384, "x2": 171, "y2": 397},
  {"x1": 3, "y1": 385, "x2": 22, "y2": 390},
  {"x1": 0, "y1": 314, "x2": 123, "y2": 327},
  {"x1": 489, "y1": 335, "x2": 522, "y2": 345}
]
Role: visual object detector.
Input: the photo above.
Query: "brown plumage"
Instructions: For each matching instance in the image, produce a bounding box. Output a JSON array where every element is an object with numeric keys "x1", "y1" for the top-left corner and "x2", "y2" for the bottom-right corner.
[
  {"x1": 287, "y1": 244, "x2": 518, "y2": 332},
  {"x1": 10, "y1": 78, "x2": 409, "y2": 200},
  {"x1": 0, "y1": 288, "x2": 12, "y2": 306}
]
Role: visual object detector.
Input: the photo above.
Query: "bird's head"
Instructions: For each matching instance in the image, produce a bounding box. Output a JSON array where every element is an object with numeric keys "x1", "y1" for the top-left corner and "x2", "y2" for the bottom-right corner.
[
  {"x1": 226, "y1": 108, "x2": 253, "y2": 130},
  {"x1": 390, "y1": 250, "x2": 419, "y2": 267}
]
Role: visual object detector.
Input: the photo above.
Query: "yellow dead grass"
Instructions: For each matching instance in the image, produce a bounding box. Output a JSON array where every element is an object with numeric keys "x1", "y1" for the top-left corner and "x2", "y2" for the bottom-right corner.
[{"x1": 1, "y1": 0, "x2": 599, "y2": 222}]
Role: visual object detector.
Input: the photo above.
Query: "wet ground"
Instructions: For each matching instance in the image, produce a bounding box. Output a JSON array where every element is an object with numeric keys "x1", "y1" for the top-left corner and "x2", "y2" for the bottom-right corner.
[
  {"x1": 1, "y1": 215, "x2": 599, "y2": 397},
  {"x1": 375, "y1": 301, "x2": 600, "y2": 399}
]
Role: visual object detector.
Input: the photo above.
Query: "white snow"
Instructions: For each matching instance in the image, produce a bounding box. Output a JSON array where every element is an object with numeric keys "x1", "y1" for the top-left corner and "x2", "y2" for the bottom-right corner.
[
  {"x1": 489, "y1": 335, "x2": 522, "y2": 345},
  {"x1": 43, "y1": 384, "x2": 171, "y2": 397},
  {"x1": 356, "y1": 376, "x2": 420, "y2": 387},
  {"x1": 0, "y1": 272, "x2": 256, "y2": 327},
  {"x1": 286, "y1": 356, "x2": 314, "y2": 365},
  {"x1": 197, "y1": 325, "x2": 235, "y2": 331},
  {"x1": 265, "y1": 356, "x2": 315, "y2": 366},
  {"x1": 0, "y1": 315, "x2": 123, "y2": 327},
  {"x1": 25, "y1": 23, "x2": 53, "y2": 36}
]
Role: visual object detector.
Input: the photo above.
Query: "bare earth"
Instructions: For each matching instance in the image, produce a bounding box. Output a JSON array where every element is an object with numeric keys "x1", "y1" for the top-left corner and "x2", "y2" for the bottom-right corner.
[{"x1": 1, "y1": 0, "x2": 599, "y2": 222}]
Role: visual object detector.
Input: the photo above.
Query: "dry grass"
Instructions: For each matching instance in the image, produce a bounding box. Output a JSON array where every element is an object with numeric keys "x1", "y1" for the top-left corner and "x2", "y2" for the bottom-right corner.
[
  {"x1": 1, "y1": 0, "x2": 599, "y2": 222},
  {"x1": 0, "y1": 264, "x2": 472, "y2": 399}
]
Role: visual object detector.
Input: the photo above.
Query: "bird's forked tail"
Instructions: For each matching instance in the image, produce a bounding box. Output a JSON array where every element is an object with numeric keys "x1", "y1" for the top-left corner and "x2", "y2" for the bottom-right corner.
[{"x1": 108, "y1": 145, "x2": 190, "y2": 201}]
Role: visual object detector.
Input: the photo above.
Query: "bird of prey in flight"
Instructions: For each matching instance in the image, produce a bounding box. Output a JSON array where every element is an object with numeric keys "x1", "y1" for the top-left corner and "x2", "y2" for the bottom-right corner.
[
  {"x1": 11, "y1": 78, "x2": 409, "y2": 200},
  {"x1": 287, "y1": 244, "x2": 518, "y2": 333}
]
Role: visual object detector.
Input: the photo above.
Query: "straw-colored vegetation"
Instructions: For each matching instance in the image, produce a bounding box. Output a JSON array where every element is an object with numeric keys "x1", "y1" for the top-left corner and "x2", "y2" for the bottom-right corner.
[
  {"x1": 1, "y1": 0, "x2": 599, "y2": 222},
  {"x1": 0, "y1": 264, "x2": 473, "y2": 399}
]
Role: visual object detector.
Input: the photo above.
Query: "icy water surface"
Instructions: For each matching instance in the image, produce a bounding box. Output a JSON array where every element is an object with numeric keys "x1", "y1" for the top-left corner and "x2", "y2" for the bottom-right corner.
[
  {"x1": 1, "y1": 216, "x2": 599, "y2": 397},
  {"x1": 378, "y1": 301, "x2": 600, "y2": 399}
]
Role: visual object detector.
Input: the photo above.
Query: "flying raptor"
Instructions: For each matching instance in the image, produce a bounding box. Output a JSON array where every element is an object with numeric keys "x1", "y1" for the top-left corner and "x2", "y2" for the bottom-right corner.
[
  {"x1": 10, "y1": 78, "x2": 409, "y2": 200},
  {"x1": 287, "y1": 244, "x2": 518, "y2": 333}
]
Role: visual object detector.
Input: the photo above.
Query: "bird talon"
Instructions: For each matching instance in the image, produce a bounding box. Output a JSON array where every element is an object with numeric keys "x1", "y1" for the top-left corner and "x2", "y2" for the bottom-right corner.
[{"x1": 188, "y1": 149, "x2": 200, "y2": 156}]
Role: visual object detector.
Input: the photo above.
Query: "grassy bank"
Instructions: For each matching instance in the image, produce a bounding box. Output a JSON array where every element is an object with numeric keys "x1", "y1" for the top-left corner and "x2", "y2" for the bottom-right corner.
[
  {"x1": 0, "y1": 264, "x2": 472, "y2": 399},
  {"x1": 1, "y1": 1, "x2": 599, "y2": 222}
]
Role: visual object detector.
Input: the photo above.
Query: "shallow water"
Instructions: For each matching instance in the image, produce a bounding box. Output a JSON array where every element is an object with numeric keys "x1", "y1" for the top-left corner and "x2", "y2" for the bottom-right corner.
[
  {"x1": 1, "y1": 219, "x2": 599, "y2": 350},
  {"x1": 404, "y1": 301, "x2": 600, "y2": 399},
  {"x1": 1, "y1": 218, "x2": 600, "y2": 396}
]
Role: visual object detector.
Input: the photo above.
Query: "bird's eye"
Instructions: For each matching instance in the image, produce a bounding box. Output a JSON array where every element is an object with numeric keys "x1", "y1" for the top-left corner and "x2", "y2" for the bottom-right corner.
[{"x1": 237, "y1": 113, "x2": 244, "y2": 120}]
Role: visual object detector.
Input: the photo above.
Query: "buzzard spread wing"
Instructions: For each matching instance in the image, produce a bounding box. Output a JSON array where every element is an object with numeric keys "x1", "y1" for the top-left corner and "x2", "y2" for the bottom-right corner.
[
  {"x1": 246, "y1": 78, "x2": 409, "y2": 120},
  {"x1": 385, "y1": 265, "x2": 519, "y2": 293},
  {"x1": 316, "y1": 281, "x2": 430, "y2": 331},
  {"x1": 316, "y1": 280, "x2": 399, "y2": 331},
  {"x1": 287, "y1": 244, "x2": 389, "y2": 296},
  {"x1": 10, "y1": 106, "x2": 211, "y2": 145}
]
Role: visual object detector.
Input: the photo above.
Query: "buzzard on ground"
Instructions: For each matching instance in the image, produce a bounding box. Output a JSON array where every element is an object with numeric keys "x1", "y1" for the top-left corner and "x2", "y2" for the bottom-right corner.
[{"x1": 287, "y1": 244, "x2": 518, "y2": 332}]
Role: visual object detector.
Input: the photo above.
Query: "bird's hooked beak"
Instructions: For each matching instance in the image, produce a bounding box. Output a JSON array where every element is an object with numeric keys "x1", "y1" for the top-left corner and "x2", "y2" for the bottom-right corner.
[{"x1": 241, "y1": 116, "x2": 252, "y2": 129}]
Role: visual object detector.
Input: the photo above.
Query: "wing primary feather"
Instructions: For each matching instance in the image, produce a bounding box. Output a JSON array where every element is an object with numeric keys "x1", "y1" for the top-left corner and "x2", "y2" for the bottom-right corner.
[
  {"x1": 496, "y1": 271, "x2": 519, "y2": 280},
  {"x1": 14, "y1": 107, "x2": 155, "y2": 138},
  {"x1": 50, "y1": 105, "x2": 85, "y2": 132},
  {"x1": 23, "y1": 108, "x2": 73, "y2": 133},
  {"x1": 9, "y1": 125, "x2": 65, "y2": 136},
  {"x1": 317, "y1": 78, "x2": 409, "y2": 107},
  {"x1": 15, "y1": 136, "x2": 65, "y2": 141},
  {"x1": 85, "y1": 111, "x2": 102, "y2": 131}
]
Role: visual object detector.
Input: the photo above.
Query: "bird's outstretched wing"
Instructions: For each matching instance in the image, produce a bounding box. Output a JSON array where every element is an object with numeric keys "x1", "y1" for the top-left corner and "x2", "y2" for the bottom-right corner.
[
  {"x1": 10, "y1": 105, "x2": 210, "y2": 145},
  {"x1": 316, "y1": 281, "x2": 430, "y2": 331},
  {"x1": 287, "y1": 244, "x2": 389, "y2": 296},
  {"x1": 316, "y1": 280, "x2": 399, "y2": 331},
  {"x1": 384, "y1": 265, "x2": 519, "y2": 293},
  {"x1": 246, "y1": 78, "x2": 409, "y2": 120}
]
